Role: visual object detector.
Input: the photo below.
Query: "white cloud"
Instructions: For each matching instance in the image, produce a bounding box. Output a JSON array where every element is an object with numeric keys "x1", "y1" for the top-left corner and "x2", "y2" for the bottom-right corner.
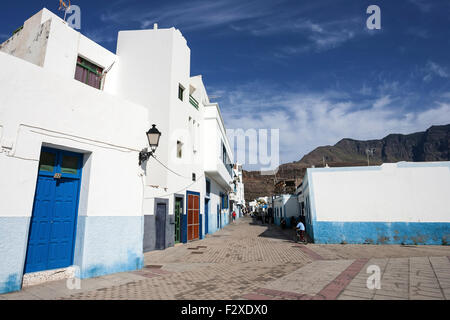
[
  {"x1": 272, "y1": 17, "x2": 366, "y2": 56},
  {"x1": 423, "y1": 61, "x2": 449, "y2": 82},
  {"x1": 217, "y1": 83, "x2": 450, "y2": 168},
  {"x1": 408, "y1": 0, "x2": 433, "y2": 12},
  {"x1": 82, "y1": 29, "x2": 116, "y2": 44},
  {"x1": 373, "y1": 95, "x2": 392, "y2": 109},
  {"x1": 101, "y1": 0, "x2": 273, "y2": 31}
]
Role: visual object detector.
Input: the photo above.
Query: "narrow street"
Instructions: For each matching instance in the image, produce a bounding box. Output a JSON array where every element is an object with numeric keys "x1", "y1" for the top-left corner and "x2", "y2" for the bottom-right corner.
[{"x1": 2, "y1": 217, "x2": 450, "y2": 300}]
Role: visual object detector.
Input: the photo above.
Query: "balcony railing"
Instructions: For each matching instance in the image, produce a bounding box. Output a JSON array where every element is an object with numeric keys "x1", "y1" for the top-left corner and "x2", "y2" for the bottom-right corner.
[
  {"x1": 12, "y1": 25, "x2": 23, "y2": 36},
  {"x1": 189, "y1": 95, "x2": 199, "y2": 110}
]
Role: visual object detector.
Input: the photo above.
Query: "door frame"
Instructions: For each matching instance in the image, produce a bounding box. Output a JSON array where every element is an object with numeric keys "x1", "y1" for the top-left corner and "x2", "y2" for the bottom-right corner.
[
  {"x1": 24, "y1": 147, "x2": 84, "y2": 274},
  {"x1": 154, "y1": 198, "x2": 169, "y2": 250},
  {"x1": 185, "y1": 191, "x2": 200, "y2": 243},
  {"x1": 204, "y1": 198, "x2": 210, "y2": 235},
  {"x1": 174, "y1": 194, "x2": 184, "y2": 244}
]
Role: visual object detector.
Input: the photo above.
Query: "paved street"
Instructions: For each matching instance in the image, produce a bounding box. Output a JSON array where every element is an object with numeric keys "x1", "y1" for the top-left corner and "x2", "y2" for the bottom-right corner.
[{"x1": 2, "y1": 217, "x2": 450, "y2": 300}]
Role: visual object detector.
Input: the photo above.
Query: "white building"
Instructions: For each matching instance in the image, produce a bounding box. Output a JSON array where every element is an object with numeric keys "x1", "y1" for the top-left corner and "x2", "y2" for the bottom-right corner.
[
  {"x1": 0, "y1": 9, "x2": 149, "y2": 294},
  {"x1": 273, "y1": 195, "x2": 300, "y2": 227},
  {"x1": 196, "y1": 76, "x2": 235, "y2": 235},
  {"x1": 300, "y1": 162, "x2": 450, "y2": 245},
  {"x1": 0, "y1": 8, "x2": 239, "y2": 294},
  {"x1": 230, "y1": 164, "x2": 245, "y2": 218}
]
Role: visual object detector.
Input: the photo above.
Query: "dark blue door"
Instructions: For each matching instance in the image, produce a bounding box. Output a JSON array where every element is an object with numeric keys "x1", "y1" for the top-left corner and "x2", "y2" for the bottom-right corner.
[
  {"x1": 155, "y1": 203, "x2": 167, "y2": 250},
  {"x1": 25, "y1": 148, "x2": 83, "y2": 274}
]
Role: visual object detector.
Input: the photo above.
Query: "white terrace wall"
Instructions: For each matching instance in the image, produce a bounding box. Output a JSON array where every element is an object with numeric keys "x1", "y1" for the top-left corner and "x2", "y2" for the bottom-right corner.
[
  {"x1": 305, "y1": 162, "x2": 450, "y2": 245},
  {"x1": 0, "y1": 51, "x2": 149, "y2": 294},
  {"x1": 0, "y1": 9, "x2": 120, "y2": 94}
]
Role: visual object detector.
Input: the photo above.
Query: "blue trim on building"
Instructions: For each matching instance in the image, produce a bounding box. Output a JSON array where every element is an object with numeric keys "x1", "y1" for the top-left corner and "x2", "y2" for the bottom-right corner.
[
  {"x1": 199, "y1": 213, "x2": 204, "y2": 239},
  {"x1": 307, "y1": 169, "x2": 318, "y2": 241},
  {"x1": 1, "y1": 215, "x2": 144, "y2": 294},
  {"x1": 313, "y1": 221, "x2": 450, "y2": 245}
]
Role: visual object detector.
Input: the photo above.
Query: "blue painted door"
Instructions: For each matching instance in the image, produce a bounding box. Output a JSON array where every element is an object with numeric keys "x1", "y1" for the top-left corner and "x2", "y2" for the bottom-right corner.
[{"x1": 25, "y1": 148, "x2": 83, "y2": 274}]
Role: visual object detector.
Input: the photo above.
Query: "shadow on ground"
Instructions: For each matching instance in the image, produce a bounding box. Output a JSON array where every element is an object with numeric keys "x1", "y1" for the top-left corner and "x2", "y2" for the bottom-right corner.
[{"x1": 251, "y1": 219, "x2": 313, "y2": 244}]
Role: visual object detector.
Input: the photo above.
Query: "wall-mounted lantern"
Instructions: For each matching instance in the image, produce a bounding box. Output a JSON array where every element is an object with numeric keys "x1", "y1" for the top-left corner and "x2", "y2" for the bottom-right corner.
[{"x1": 139, "y1": 124, "x2": 162, "y2": 165}]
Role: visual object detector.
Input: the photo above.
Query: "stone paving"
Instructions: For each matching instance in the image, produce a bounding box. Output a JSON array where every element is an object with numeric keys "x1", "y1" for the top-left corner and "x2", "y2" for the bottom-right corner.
[{"x1": 2, "y1": 217, "x2": 450, "y2": 300}]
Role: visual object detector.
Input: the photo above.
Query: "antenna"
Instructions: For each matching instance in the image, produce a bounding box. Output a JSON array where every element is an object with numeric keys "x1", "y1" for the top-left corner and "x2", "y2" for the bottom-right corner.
[
  {"x1": 322, "y1": 155, "x2": 329, "y2": 167},
  {"x1": 58, "y1": 0, "x2": 71, "y2": 21},
  {"x1": 365, "y1": 148, "x2": 376, "y2": 166}
]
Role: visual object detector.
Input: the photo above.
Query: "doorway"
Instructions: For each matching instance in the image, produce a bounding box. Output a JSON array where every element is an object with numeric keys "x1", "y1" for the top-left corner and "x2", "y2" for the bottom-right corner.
[
  {"x1": 174, "y1": 197, "x2": 183, "y2": 244},
  {"x1": 217, "y1": 204, "x2": 221, "y2": 230},
  {"x1": 187, "y1": 192, "x2": 200, "y2": 241},
  {"x1": 24, "y1": 147, "x2": 83, "y2": 274},
  {"x1": 155, "y1": 202, "x2": 167, "y2": 250}
]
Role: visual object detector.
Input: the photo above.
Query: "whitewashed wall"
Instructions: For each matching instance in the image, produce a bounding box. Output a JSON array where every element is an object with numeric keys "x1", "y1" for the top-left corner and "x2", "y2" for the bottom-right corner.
[
  {"x1": 0, "y1": 50, "x2": 149, "y2": 292},
  {"x1": 310, "y1": 163, "x2": 450, "y2": 223},
  {"x1": 305, "y1": 162, "x2": 450, "y2": 245}
]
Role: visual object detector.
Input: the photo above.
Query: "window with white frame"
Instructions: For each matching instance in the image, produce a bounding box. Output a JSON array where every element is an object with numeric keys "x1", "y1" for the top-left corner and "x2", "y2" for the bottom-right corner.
[{"x1": 177, "y1": 141, "x2": 183, "y2": 158}]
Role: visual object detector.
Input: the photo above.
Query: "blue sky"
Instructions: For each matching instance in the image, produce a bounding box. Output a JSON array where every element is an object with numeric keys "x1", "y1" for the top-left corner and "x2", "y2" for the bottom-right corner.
[{"x1": 1, "y1": 0, "x2": 450, "y2": 170}]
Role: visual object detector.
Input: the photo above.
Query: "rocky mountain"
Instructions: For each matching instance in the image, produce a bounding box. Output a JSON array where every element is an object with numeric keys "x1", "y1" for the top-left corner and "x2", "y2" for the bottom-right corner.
[{"x1": 243, "y1": 124, "x2": 450, "y2": 202}]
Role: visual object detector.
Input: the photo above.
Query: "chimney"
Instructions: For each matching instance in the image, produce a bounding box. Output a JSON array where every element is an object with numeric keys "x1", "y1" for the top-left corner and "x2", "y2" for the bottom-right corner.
[{"x1": 154, "y1": 23, "x2": 158, "y2": 30}]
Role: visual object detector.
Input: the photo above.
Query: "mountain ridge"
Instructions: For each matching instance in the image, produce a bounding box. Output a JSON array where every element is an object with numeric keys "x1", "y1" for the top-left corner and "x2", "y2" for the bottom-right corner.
[{"x1": 243, "y1": 124, "x2": 450, "y2": 202}]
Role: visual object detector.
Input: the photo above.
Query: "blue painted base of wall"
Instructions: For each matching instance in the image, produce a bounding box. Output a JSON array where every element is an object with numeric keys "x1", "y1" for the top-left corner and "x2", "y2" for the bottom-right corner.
[
  {"x1": 0, "y1": 217, "x2": 30, "y2": 294},
  {"x1": 313, "y1": 221, "x2": 450, "y2": 245},
  {"x1": 74, "y1": 216, "x2": 144, "y2": 279},
  {"x1": 0, "y1": 215, "x2": 144, "y2": 295}
]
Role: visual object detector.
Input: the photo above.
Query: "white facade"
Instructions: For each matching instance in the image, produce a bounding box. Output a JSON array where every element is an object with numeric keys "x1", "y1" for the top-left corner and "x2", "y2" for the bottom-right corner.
[
  {"x1": 0, "y1": 8, "x2": 241, "y2": 294},
  {"x1": 302, "y1": 162, "x2": 450, "y2": 244},
  {"x1": 0, "y1": 11, "x2": 149, "y2": 292},
  {"x1": 273, "y1": 195, "x2": 300, "y2": 227},
  {"x1": 230, "y1": 164, "x2": 245, "y2": 217}
]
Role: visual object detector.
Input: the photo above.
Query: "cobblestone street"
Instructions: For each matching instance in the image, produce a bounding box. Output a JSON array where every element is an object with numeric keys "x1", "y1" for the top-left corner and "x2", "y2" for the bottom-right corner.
[{"x1": 2, "y1": 217, "x2": 450, "y2": 300}]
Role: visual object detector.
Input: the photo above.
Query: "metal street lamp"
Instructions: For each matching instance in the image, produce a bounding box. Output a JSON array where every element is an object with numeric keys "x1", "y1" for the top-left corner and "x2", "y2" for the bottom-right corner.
[{"x1": 139, "y1": 124, "x2": 162, "y2": 165}]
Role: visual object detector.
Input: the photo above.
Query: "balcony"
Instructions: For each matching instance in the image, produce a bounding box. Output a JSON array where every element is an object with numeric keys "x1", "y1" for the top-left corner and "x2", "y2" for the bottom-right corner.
[
  {"x1": 189, "y1": 95, "x2": 199, "y2": 110},
  {"x1": 203, "y1": 103, "x2": 234, "y2": 191}
]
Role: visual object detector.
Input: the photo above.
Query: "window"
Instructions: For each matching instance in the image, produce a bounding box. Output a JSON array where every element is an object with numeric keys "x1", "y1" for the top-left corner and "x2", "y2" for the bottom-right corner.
[
  {"x1": 39, "y1": 151, "x2": 56, "y2": 172},
  {"x1": 177, "y1": 141, "x2": 183, "y2": 158},
  {"x1": 221, "y1": 193, "x2": 229, "y2": 209},
  {"x1": 206, "y1": 179, "x2": 211, "y2": 197},
  {"x1": 192, "y1": 173, "x2": 196, "y2": 182},
  {"x1": 61, "y1": 155, "x2": 79, "y2": 175},
  {"x1": 222, "y1": 141, "x2": 233, "y2": 177},
  {"x1": 75, "y1": 56, "x2": 103, "y2": 89},
  {"x1": 178, "y1": 84, "x2": 185, "y2": 101}
]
